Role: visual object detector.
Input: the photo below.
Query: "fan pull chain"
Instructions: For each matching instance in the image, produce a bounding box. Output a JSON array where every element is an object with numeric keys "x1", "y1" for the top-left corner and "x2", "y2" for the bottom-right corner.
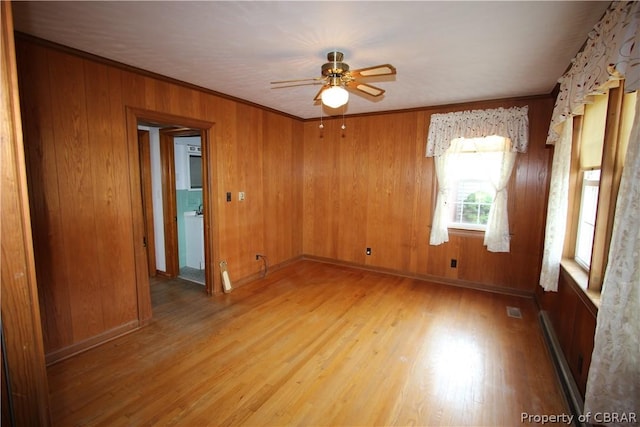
[
  {"x1": 341, "y1": 106, "x2": 346, "y2": 130},
  {"x1": 319, "y1": 104, "x2": 324, "y2": 129}
]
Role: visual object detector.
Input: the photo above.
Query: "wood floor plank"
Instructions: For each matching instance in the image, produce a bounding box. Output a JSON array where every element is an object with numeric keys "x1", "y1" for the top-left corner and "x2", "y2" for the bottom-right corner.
[{"x1": 47, "y1": 260, "x2": 568, "y2": 426}]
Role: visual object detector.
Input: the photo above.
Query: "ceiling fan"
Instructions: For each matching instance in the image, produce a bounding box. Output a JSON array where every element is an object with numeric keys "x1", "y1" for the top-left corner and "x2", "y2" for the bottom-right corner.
[{"x1": 270, "y1": 51, "x2": 397, "y2": 108}]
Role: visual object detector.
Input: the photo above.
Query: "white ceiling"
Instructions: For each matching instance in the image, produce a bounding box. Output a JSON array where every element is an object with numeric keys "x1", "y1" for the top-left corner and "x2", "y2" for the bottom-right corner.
[{"x1": 12, "y1": 1, "x2": 610, "y2": 119}]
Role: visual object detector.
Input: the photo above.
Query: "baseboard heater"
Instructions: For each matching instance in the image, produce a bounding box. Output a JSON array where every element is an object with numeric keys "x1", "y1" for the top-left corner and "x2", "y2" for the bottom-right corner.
[{"x1": 538, "y1": 311, "x2": 592, "y2": 427}]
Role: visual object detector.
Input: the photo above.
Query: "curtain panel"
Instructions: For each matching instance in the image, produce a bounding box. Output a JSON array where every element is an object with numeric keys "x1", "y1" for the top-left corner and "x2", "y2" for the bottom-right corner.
[
  {"x1": 539, "y1": 116, "x2": 573, "y2": 292},
  {"x1": 584, "y1": 96, "x2": 640, "y2": 425},
  {"x1": 426, "y1": 106, "x2": 529, "y2": 252}
]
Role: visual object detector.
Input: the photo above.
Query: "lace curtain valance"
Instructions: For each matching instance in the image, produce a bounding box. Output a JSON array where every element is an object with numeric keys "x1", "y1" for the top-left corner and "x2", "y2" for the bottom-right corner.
[
  {"x1": 426, "y1": 106, "x2": 529, "y2": 157},
  {"x1": 547, "y1": 1, "x2": 640, "y2": 145}
]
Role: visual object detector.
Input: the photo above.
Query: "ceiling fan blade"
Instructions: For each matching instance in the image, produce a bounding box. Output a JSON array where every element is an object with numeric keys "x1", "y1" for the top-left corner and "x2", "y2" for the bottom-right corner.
[
  {"x1": 346, "y1": 81, "x2": 386, "y2": 97},
  {"x1": 349, "y1": 64, "x2": 396, "y2": 79},
  {"x1": 313, "y1": 85, "x2": 329, "y2": 101},
  {"x1": 271, "y1": 82, "x2": 325, "y2": 89},
  {"x1": 270, "y1": 77, "x2": 324, "y2": 84}
]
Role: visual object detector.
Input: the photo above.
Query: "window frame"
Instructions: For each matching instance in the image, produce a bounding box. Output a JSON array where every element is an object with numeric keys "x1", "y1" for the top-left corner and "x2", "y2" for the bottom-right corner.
[{"x1": 564, "y1": 84, "x2": 634, "y2": 292}]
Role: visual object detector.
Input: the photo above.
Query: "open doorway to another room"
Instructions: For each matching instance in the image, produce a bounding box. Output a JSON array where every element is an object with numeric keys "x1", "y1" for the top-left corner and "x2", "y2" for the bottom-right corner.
[
  {"x1": 136, "y1": 121, "x2": 212, "y2": 292},
  {"x1": 173, "y1": 133, "x2": 205, "y2": 285}
]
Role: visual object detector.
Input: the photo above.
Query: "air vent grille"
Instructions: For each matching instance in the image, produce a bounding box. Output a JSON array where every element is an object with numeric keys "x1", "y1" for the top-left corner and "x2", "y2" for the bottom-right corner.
[{"x1": 507, "y1": 306, "x2": 522, "y2": 319}]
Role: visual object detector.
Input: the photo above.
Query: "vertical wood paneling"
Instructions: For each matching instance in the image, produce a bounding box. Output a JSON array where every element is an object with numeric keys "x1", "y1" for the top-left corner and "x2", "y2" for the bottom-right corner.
[
  {"x1": 292, "y1": 119, "x2": 304, "y2": 256},
  {"x1": 229, "y1": 103, "x2": 264, "y2": 278},
  {"x1": 214, "y1": 99, "x2": 240, "y2": 274},
  {"x1": 414, "y1": 111, "x2": 435, "y2": 274},
  {"x1": 47, "y1": 51, "x2": 105, "y2": 342},
  {"x1": 303, "y1": 119, "x2": 340, "y2": 258},
  {"x1": 536, "y1": 267, "x2": 597, "y2": 400},
  {"x1": 16, "y1": 34, "x2": 553, "y2": 363},
  {"x1": 337, "y1": 117, "x2": 370, "y2": 263},
  {"x1": 17, "y1": 41, "x2": 73, "y2": 352},
  {"x1": 263, "y1": 111, "x2": 296, "y2": 265},
  {"x1": 121, "y1": 70, "x2": 146, "y2": 108},
  {"x1": 511, "y1": 98, "x2": 554, "y2": 289},
  {"x1": 303, "y1": 98, "x2": 553, "y2": 293},
  {"x1": 17, "y1": 36, "x2": 305, "y2": 357},
  {"x1": 363, "y1": 113, "x2": 416, "y2": 271},
  {"x1": 426, "y1": 234, "x2": 460, "y2": 280},
  {"x1": 83, "y1": 60, "x2": 138, "y2": 329},
  {"x1": 568, "y1": 302, "x2": 596, "y2": 396}
]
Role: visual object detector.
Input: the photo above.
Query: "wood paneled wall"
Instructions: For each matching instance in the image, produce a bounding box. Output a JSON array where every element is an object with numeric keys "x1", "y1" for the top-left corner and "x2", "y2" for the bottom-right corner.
[
  {"x1": 15, "y1": 34, "x2": 554, "y2": 362},
  {"x1": 303, "y1": 97, "x2": 554, "y2": 294},
  {"x1": 15, "y1": 36, "x2": 303, "y2": 361},
  {"x1": 536, "y1": 268, "x2": 597, "y2": 397}
]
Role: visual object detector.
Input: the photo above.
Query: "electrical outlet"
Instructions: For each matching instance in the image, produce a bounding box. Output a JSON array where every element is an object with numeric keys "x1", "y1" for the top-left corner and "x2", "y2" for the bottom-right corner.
[
  {"x1": 450, "y1": 259, "x2": 457, "y2": 268},
  {"x1": 366, "y1": 247, "x2": 372, "y2": 255}
]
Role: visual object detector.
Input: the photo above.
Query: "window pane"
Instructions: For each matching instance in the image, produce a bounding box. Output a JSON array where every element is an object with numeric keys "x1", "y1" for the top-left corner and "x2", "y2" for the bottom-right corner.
[
  {"x1": 580, "y1": 94, "x2": 608, "y2": 169},
  {"x1": 576, "y1": 222, "x2": 595, "y2": 267},
  {"x1": 453, "y1": 184, "x2": 494, "y2": 226},
  {"x1": 444, "y1": 137, "x2": 506, "y2": 231},
  {"x1": 575, "y1": 170, "x2": 600, "y2": 269},
  {"x1": 448, "y1": 156, "x2": 498, "y2": 229}
]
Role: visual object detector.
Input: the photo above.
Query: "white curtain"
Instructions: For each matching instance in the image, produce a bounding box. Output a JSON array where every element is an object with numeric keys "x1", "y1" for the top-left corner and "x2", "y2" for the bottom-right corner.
[
  {"x1": 539, "y1": 116, "x2": 573, "y2": 292},
  {"x1": 584, "y1": 96, "x2": 640, "y2": 424},
  {"x1": 540, "y1": 1, "x2": 640, "y2": 423},
  {"x1": 426, "y1": 106, "x2": 529, "y2": 251},
  {"x1": 483, "y1": 149, "x2": 517, "y2": 252},
  {"x1": 430, "y1": 149, "x2": 458, "y2": 245}
]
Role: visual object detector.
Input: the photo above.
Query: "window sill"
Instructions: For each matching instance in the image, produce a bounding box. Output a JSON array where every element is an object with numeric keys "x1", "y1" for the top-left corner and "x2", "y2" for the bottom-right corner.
[
  {"x1": 447, "y1": 227, "x2": 485, "y2": 238},
  {"x1": 448, "y1": 223, "x2": 487, "y2": 232},
  {"x1": 560, "y1": 258, "x2": 601, "y2": 311}
]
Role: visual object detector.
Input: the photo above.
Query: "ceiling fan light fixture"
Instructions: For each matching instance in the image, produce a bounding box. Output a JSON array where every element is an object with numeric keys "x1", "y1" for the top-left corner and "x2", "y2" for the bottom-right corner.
[{"x1": 321, "y1": 86, "x2": 349, "y2": 108}]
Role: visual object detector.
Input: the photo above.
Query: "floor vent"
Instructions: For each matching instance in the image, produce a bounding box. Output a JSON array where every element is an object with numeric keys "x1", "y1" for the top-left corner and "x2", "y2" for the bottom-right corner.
[{"x1": 506, "y1": 306, "x2": 522, "y2": 319}]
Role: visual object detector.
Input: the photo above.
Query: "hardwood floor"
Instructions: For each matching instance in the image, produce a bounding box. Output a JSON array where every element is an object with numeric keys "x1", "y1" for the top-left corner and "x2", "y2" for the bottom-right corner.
[{"x1": 47, "y1": 260, "x2": 568, "y2": 426}]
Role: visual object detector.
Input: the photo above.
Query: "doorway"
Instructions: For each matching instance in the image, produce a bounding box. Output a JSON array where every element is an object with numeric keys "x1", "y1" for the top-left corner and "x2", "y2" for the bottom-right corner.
[
  {"x1": 127, "y1": 108, "x2": 217, "y2": 299},
  {"x1": 170, "y1": 132, "x2": 205, "y2": 285}
]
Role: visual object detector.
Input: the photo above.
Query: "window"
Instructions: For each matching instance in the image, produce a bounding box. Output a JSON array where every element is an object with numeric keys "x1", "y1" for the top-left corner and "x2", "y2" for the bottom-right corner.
[
  {"x1": 575, "y1": 169, "x2": 600, "y2": 269},
  {"x1": 566, "y1": 86, "x2": 636, "y2": 290},
  {"x1": 445, "y1": 137, "x2": 506, "y2": 231},
  {"x1": 426, "y1": 105, "x2": 529, "y2": 252},
  {"x1": 189, "y1": 155, "x2": 202, "y2": 189}
]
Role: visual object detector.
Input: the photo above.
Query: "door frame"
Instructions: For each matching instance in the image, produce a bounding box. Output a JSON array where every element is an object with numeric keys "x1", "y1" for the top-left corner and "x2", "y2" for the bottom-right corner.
[
  {"x1": 126, "y1": 107, "x2": 218, "y2": 309},
  {"x1": 159, "y1": 129, "x2": 179, "y2": 277},
  {"x1": 137, "y1": 129, "x2": 157, "y2": 277}
]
